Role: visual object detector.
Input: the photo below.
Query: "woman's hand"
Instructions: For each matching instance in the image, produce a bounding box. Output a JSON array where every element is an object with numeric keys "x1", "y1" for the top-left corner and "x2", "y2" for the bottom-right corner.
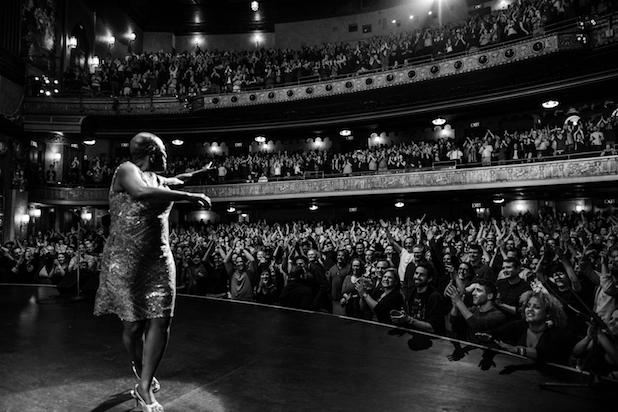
[{"x1": 188, "y1": 193, "x2": 211, "y2": 209}]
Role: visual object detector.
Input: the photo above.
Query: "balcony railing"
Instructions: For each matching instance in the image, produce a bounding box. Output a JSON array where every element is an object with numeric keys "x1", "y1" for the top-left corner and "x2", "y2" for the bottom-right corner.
[{"x1": 28, "y1": 155, "x2": 618, "y2": 204}]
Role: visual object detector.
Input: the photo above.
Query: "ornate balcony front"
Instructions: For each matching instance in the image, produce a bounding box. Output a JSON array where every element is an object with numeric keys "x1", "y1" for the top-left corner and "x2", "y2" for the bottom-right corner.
[{"x1": 28, "y1": 156, "x2": 618, "y2": 205}]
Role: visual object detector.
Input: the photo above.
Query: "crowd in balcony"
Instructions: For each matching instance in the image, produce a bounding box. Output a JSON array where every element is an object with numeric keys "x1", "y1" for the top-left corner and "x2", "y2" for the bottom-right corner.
[
  {"x1": 19, "y1": 105, "x2": 616, "y2": 188},
  {"x1": 60, "y1": 0, "x2": 610, "y2": 98},
  {"x1": 2, "y1": 207, "x2": 618, "y2": 375}
]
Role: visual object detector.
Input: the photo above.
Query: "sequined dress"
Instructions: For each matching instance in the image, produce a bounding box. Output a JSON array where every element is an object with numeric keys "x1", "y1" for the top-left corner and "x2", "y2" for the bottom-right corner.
[{"x1": 94, "y1": 164, "x2": 176, "y2": 321}]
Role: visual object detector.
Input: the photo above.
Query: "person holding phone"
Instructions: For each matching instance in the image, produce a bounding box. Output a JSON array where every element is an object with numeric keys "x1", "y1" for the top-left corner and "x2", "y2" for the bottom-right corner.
[{"x1": 94, "y1": 132, "x2": 211, "y2": 412}]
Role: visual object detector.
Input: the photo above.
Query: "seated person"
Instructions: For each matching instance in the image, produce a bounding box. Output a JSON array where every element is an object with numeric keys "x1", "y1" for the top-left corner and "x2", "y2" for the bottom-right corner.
[
  {"x1": 357, "y1": 268, "x2": 404, "y2": 324},
  {"x1": 391, "y1": 263, "x2": 445, "y2": 334},
  {"x1": 494, "y1": 290, "x2": 573, "y2": 365},
  {"x1": 445, "y1": 279, "x2": 507, "y2": 340}
]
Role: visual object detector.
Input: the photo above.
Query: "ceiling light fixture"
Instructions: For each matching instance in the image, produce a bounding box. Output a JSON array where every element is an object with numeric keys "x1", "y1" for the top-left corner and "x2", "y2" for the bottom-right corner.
[
  {"x1": 395, "y1": 201, "x2": 404, "y2": 208},
  {"x1": 432, "y1": 117, "x2": 446, "y2": 126},
  {"x1": 255, "y1": 135, "x2": 266, "y2": 143},
  {"x1": 83, "y1": 139, "x2": 96, "y2": 146},
  {"x1": 309, "y1": 204, "x2": 318, "y2": 211},
  {"x1": 172, "y1": 139, "x2": 184, "y2": 146},
  {"x1": 541, "y1": 100, "x2": 559, "y2": 109},
  {"x1": 227, "y1": 205, "x2": 236, "y2": 213},
  {"x1": 492, "y1": 196, "x2": 505, "y2": 204},
  {"x1": 339, "y1": 129, "x2": 352, "y2": 136}
]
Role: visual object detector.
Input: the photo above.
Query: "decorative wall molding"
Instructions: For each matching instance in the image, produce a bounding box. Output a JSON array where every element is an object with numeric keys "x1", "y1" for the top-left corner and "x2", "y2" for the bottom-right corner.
[
  {"x1": 22, "y1": 96, "x2": 187, "y2": 116},
  {"x1": 29, "y1": 157, "x2": 618, "y2": 204},
  {"x1": 196, "y1": 156, "x2": 618, "y2": 201},
  {"x1": 200, "y1": 34, "x2": 578, "y2": 110}
]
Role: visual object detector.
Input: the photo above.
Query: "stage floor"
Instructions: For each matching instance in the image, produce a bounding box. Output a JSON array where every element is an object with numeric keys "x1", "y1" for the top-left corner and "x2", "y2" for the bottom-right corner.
[{"x1": 0, "y1": 285, "x2": 612, "y2": 412}]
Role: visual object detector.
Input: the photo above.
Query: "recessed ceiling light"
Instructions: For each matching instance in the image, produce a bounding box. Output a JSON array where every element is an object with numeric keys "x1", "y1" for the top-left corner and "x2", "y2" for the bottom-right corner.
[
  {"x1": 432, "y1": 117, "x2": 446, "y2": 126},
  {"x1": 542, "y1": 100, "x2": 559, "y2": 109}
]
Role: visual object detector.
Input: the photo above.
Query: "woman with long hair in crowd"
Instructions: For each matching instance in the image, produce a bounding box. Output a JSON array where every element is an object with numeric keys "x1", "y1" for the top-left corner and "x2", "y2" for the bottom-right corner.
[{"x1": 93, "y1": 132, "x2": 211, "y2": 412}]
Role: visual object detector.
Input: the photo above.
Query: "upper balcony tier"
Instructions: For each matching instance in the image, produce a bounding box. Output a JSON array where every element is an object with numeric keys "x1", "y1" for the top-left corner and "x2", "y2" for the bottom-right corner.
[
  {"x1": 28, "y1": 155, "x2": 618, "y2": 205},
  {"x1": 23, "y1": 31, "x2": 586, "y2": 119}
]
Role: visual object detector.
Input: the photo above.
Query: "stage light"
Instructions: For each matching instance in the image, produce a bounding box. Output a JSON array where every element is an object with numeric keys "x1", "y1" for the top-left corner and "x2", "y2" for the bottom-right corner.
[
  {"x1": 392, "y1": 19, "x2": 397, "y2": 24},
  {"x1": 44, "y1": 78, "x2": 50, "y2": 84},
  {"x1": 53, "y1": 79, "x2": 59, "y2": 84},
  {"x1": 52, "y1": 153, "x2": 61, "y2": 162},
  {"x1": 18, "y1": 214, "x2": 30, "y2": 224},
  {"x1": 128, "y1": 32, "x2": 136, "y2": 41},
  {"x1": 83, "y1": 139, "x2": 96, "y2": 145},
  {"x1": 227, "y1": 206, "x2": 236, "y2": 213},
  {"x1": 515, "y1": 203, "x2": 526, "y2": 212},
  {"x1": 39, "y1": 89, "x2": 44, "y2": 94},
  {"x1": 251, "y1": 1, "x2": 259, "y2": 12},
  {"x1": 575, "y1": 204, "x2": 585, "y2": 213},
  {"x1": 309, "y1": 204, "x2": 318, "y2": 211},
  {"x1": 409, "y1": 15, "x2": 414, "y2": 20},
  {"x1": 428, "y1": 10, "x2": 433, "y2": 15},
  {"x1": 107, "y1": 35, "x2": 115, "y2": 47},
  {"x1": 492, "y1": 196, "x2": 505, "y2": 204},
  {"x1": 53, "y1": 89, "x2": 59, "y2": 94},
  {"x1": 241, "y1": 213, "x2": 248, "y2": 218},
  {"x1": 68, "y1": 36, "x2": 77, "y2": 49},
  {"x1": 193, "y1": 36, "x2": 203, "y2": 46},
  {"x1": 172, "y1": 139, "x2": 184, "y2": 146},
  {"x1": 339, "y1": 129, "x2": 352, "y2": 136},
  {"x1": 45, "y1": 90, "x2": 51, "y2": 96},
  {"x1": 34, "y1": 76, "x2": 39, "y2": 81},
  {"x1": 252, "y1": 32, "x2": 263, "y2": 45},
  {"x1": 432, "y1": 117, "x2": 446, "y2": 126},
  {"x1": 28, "y1": 208, "x2": 41, "y2": 218},
  {"x1": 542, "y1": 100, "x2": 559, "y2": 109},
  {"x1": 395, "y1": 201, "x2": 404, "y2": 208},
  {"x1": 255, "y1": 135, "x2": 266, "y2": 143}
]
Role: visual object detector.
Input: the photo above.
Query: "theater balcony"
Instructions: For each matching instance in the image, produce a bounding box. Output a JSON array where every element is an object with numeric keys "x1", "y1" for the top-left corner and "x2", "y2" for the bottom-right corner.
[
  {"x1": 20, "y1": 12, "x2": 618, "y2": 135},
  {"x1": 28, "y1": 155, "x2": 618, "y2": 205}
]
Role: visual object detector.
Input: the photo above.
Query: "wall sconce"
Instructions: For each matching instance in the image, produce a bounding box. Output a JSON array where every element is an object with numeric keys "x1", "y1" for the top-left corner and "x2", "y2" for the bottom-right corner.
[
  {"x1": 28, "y1": 208, "x2": 41, "y2": 218},
  {"x1": 68, "y1": 36, "x2": 78, "y2": 49}
]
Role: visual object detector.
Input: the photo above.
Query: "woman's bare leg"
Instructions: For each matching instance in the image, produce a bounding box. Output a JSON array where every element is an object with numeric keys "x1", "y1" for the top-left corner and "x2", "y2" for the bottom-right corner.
[
  {"x1": 122, "y1": 320, "x2": 146, "y2": 374},
  {"x1": 138, "y1": 316, "x2": 172, "y2": 403}
]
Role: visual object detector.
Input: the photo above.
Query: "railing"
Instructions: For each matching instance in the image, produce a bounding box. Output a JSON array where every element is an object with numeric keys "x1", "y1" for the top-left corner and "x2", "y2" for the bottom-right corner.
[{"x1": 28, "y1": 155, "x2": 618, "y2": 204}]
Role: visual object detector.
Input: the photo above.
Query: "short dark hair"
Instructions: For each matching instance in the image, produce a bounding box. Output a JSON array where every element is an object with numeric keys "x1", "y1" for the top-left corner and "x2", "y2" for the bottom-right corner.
[
  {"x1": 473, "y1": 279, "x2": 497, "y2": 299},
  {"x1": 503, "y1": 257, "x2": 520, "y2": 268},
  {"x1": 415, "y1": 263, "x2": 434, "y2": 279},
  {"x1": 468, "y1": 244, "x2": 482, "y2": 253}
]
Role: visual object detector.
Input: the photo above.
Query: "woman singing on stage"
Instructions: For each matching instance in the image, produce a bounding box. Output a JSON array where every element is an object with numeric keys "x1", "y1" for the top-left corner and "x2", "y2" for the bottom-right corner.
[{"x1": 94, "y1": 132, "x2": 211, "y2": 412}]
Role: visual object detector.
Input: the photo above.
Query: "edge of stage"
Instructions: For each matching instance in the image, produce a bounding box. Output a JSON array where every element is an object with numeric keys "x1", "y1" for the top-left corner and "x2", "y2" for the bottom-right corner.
[{"x1": 0, "y1": 284, "x2": 614, "y2": 412}]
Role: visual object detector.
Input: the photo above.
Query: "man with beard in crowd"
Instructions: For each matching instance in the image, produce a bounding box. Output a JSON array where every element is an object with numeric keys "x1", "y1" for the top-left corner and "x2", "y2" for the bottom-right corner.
[{"x1": 392, "y1": 263, "x2": 445, "y2": 334}]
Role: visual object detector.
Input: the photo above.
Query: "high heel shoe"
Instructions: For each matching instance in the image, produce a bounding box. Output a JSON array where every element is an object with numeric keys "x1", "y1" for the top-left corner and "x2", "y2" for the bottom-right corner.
[
  {"x1": 132, "y1": 362, "x2": 161, "y2": 393},
  {"x1": 131, "y1": 384, "x2": 164, "y2": 412}
]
